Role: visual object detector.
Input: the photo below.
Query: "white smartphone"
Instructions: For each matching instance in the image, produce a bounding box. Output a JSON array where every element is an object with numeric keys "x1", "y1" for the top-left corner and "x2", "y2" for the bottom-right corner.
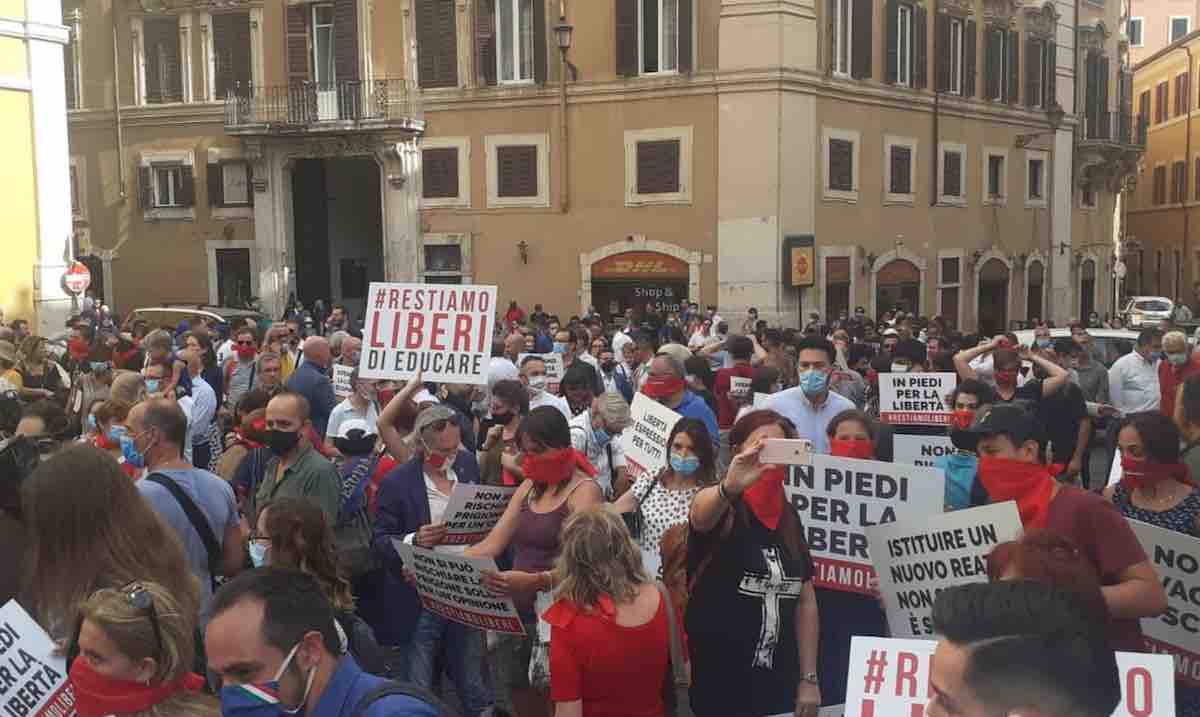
[{"x1": 760, "y1": 438, "x2": 814, "y2": 466}]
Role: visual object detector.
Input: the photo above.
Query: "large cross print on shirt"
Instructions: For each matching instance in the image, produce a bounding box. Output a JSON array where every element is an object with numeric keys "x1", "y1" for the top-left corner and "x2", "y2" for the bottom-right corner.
[{"x1": 738, "y1": 546, "x2": 806, "y2": 669}]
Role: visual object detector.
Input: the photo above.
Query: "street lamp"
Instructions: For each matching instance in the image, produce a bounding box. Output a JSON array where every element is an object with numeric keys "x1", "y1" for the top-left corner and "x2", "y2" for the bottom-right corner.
[{"x1": 554, "y1": 22, "x2": 573, "y2": 53}]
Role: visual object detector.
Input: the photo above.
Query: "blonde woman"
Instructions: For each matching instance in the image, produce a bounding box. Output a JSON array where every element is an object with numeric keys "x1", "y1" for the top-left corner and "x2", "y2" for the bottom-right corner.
[
  {"x1": 69, "y1": 581, "x2": 215, "y2": 717},
  {"x1": 541, "y1": 507, "x2": 680, "y2": 717}
]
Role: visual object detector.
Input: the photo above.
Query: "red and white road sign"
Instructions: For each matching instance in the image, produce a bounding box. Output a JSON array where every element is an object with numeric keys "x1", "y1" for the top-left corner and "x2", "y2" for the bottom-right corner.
[{"x1": 62, "y1": 261, "x2": 91, "y2": 295}]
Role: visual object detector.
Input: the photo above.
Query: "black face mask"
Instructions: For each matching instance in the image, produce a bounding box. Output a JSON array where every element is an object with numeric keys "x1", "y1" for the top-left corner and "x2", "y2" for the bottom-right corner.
[
  {"x1": 491, "y1": 411, "x2": 515, "y2": 426},
  {"x1": 266, "y1": 429, "x2": 301, "y2": 456},
  {"x1": 949, "y1": 428, "x2": 977, "y2": 451},
  {"x1": 601, "y1": 360, "x2": 616, "y2": 373}
]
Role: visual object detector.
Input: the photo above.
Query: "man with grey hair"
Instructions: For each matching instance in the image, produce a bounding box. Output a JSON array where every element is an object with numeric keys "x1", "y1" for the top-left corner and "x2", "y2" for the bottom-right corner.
[
  {"x1": 1159, "y1": 329, "x2": 1200, "y2": 418},
  {"x1": 569, "y1": 391, "x2": 632, "y2": 496},
  {"x1": 641, "y1": 353, "x2": 719, "y2": 448}
]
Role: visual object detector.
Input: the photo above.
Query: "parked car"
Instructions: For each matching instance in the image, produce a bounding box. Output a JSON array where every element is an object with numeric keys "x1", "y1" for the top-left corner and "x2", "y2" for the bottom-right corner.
[
  {"x1": 1012, "y1": 328, "x2": 1140, "y2": 368},
  {"x1": 121, "y1": 305, "x2": 267, "y2": 337},
  {"x1": 1121, "y1": 296, "x2": 1174, "y2": 328}
]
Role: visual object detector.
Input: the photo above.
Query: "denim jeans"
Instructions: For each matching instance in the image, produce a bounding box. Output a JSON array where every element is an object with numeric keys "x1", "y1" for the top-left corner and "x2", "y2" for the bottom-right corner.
[{"x1": 408, "y1": 611, "x2": 494, "y2": 717}]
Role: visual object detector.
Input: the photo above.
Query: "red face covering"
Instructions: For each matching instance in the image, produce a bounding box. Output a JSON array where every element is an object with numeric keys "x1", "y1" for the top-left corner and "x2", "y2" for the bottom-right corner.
[
  {"x1": 70, "y1": 656, "x2": 205, "y2": 717},
  {"x1": 830, "y1": 438, "x2": 875, "y2": 460},
  {"x1": 521, "y1": 447, "x2": 597, "y2": 485},
  {"x1": 1120, "y1": 456, "x2": 1192, "y2": 491},
  {"x1": 744, "y1": 466, "x2": 788, "y2": 530},
  {"x1": 426, "y1": 451, "x2": 449, "y2": 469},
  {"x1": 235, "y1": 345, "x2": 257, "y2": 360},
  {"x1": 994, "y1": 369, "x2": 1018, "y2": 387},
  {"x1": 642, "y1": 376, "x2": 685, "y2": 400},
  {"x1": 68, "y1": 338, "x2": 91, "y2": 361},
  {"x1": 950, "y1": 409, "x2": 976, "y2": 430},
  {"x1": 977, "y1": 455, "x2": 1059, "y2": 528}
]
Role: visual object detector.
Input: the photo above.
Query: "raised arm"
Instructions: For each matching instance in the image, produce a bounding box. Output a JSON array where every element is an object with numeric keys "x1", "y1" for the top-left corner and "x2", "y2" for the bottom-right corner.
[
  {"x1": 378, "y1": 371, "x2": 424, "y2": 460},
  {"x1": 953, "y1": 340, "x2": 996, "y2": 381}
]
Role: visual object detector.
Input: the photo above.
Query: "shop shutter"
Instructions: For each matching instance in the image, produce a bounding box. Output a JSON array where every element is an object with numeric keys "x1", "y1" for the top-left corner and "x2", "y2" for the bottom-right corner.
[
  {"x1": 497, "y1": 145, "x2": 538, "y2": 197},
  {"x1": 615, "y1": 0, "x2": 638, "y2": 77},
  {"x1": 934, "y1": 14, "x2": 950, "y2": 92},
  {"x1": 884, "y1": 0, "x2": 898, "y2": 84},
  {"x1": 913, "y1": 5, "x2": 927, "y2": 88},
  {"x1": 476, "y1": 0, "x2": 497, "y2": 86},
  {"x1": 1006, "y1": 30, "x2": 1019, "y2": 103},
  {"x1": 636, "y1": 140, "x2": 681, "y2": 195},
  {"x1": 678, "y1": 0, "x2": 693, "y2": 73},
  {"x1": 208, "y1": 163, "x2": 224, "y2": 207},
  {"x1": 335, "y1": 0, "x2": 360, "y2": 82},
  {"x1": 963, "y1": 20, "x2": 976, "y2": 97},
  {"x1": 851, "y1": 0, "x2": 872, "y2": 79},
  {"x1": 828, "y1": 139, "x2": 853, "y2": 191},
  {"x1": 423, "y1": 148, "x2": 460, "y2": 199},
  {"x1": 533, "y1": 0, "x2": 548, "y2": 84},
  {"x1": 286, "y1": 6, "x2": 310, "y2": 83},
  {"x1": 417, "y1": 0, "x2": 458, "y2": 88}
]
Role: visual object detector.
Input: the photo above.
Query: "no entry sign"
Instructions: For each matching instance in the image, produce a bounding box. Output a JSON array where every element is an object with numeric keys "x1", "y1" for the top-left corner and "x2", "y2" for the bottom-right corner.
[
  {"x1": 359, "y1": 282, "x2": 497, "y2": 385},
  {"x1": 61, "y1": 261, "x2": 91, "y2": 296}
]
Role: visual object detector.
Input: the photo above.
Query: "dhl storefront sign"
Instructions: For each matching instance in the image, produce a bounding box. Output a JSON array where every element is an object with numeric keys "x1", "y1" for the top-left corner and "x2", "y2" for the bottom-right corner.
[{"x1": 591, "y1": 251, "x2": 689, "y2": 280}]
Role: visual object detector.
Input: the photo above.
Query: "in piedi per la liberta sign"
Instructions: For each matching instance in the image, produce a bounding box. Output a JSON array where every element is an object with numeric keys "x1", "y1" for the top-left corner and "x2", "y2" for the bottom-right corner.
[
  {"x1": 0, "y1": 600, "x2": 76, "y2": 717},
  {"x1": 879, "y1": 372, "x2": 956, "y2": 426},
  {"x1": 358, "y1": 283, "x2": 497, "y2": 385}
]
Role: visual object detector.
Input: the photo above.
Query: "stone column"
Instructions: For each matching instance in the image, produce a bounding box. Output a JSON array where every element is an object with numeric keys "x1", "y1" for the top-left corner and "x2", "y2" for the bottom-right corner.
[
  {"x1": 245, "y1": 137, "x2": 292, "y2": 319},
  {"x1": 1050, "y1": 127, "x2": 1075, "y2": 324},
  {"x1": 377, "y1": 135, "x2": 422, "y2": 282}
]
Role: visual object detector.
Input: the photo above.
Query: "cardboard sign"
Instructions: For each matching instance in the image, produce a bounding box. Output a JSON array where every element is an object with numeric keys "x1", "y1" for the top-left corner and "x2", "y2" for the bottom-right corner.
[
  {"x1": 332, "y1": 363, "x2": 354, "y2": 399},
  {"x1": 845, "y1": 636, "x2": 1175, "y2": 716},
  {"x1": 392, "y1": 541, "x2": 525, "y2": 635},
  {"x1": 784, "y1": 455, "x2": 945, "y2": 595},
  {"x1": 0, "y1": 600, "x2": 76, "y2": 717},
  {"x1": 891, "y1": 434, "x2": 955, "y2": 468},
  {"x1": 620, "y1": 393, "x2": 683, "y2": 483},
  {"x1": 867, "y1": 502, "x2": 1023, "y2": 637},
  {"x1": 518, "y1": 353, "x2": 564, "y2": 394},
  {"x1": 1128, "y1": 519, "x2": 1200, "y2": 687},
  {"x1": 879, "y1": 372, "x2": 956, "y2": 426},
  {"x1": 439, "y1": 484, "x2": 518, "y2": 546},
  {"x1": 360, "y1": 283, "x2": 497, "y2": 385}
]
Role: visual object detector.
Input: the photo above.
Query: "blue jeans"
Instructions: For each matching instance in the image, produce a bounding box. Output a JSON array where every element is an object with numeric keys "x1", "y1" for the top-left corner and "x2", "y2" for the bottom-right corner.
[{"x1": 407, "y1": 611, "x2": 493, "y2": 717}]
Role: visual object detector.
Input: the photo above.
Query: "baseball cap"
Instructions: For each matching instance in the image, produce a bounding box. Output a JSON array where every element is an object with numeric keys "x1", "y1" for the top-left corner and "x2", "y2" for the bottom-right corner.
[
  {"x1": 414, "y1": 404, "x2": 457, "y2": 434},
  {"x1": 882, "y1": 328, "x2": 900, "y2": 338},
  {"x1": 963, "y1": 403, "x2": 1044, "y2": 446},
  {"x1": 334, "y1": 417, "x2": 374, "y2": 440}
]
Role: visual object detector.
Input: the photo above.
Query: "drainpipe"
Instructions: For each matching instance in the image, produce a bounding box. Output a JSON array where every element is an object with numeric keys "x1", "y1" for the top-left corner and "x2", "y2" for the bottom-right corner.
[
  {"x1": 1182, "y1": 44, "x2": 1193, "y2": 296},
  {"x1": 931, "y1": 0, "x2": 939, "y2": 207},
  {"x1": 560, "y1": 52, "x2": 570, "y2": 214},
  {"x1": 112, "y1": 3, "x2": 126, "y2": 200}
]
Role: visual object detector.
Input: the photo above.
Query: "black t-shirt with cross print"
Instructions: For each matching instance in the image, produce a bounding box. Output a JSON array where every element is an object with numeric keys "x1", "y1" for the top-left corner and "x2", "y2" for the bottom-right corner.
[{"x1": 685, "y1": 502, "x2": 814, "y2": 717}]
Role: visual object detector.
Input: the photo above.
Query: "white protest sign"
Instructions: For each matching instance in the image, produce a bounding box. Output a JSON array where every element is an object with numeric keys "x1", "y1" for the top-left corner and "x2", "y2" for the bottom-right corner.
[
  {"x1": 0, "y1": 600, "x2": 76, "y2": 717},
  {"x1": 1108, "y1": 448, "x2": 1123, "y2": 488},
  {"x1": 440, "y1": 484, "x2": 517, "y2": 546},
  {"x1": 868, "y1": 502, "x2": 1022, "y2": 637},
  {"x1": 892, "y1": 434, "x2": 954, "y2": 468},
  {"x1": 392, "y1": 541, "x2": 525, "y2": 635},
  {"x1": 1129, "y1": 519, "x2": 1200, "y2": 687},
  {"x1": 785, "y1": 455, "x2": 944, "y2": 595},
  {"x1": 641, "y1": 548, "x2": 663, "y2": 582},
  {"x1": 753, "y1": 392, "x2": 771, "y2": 408},
  {"x1": 845, "y1": 637, "x2": 1175, "y2": 716},
  {"x1": 332, "y1": 364, "x2": 354, "y2": 399},
  {"x1": 359, "y1": 283, "x2": 497, "y2": 385},
  {"x1": 730, "y1": 376, "x2": 752, "y2": 401},
  {"x1": 620, "y1": 393, "x2": 682, "y2": 483},
  {"x1": 518, "y1": 353, "x2": 564, "y2": 394},
  {"x1": 879, "y1": 372, "x2": 956, "y2": 426}
]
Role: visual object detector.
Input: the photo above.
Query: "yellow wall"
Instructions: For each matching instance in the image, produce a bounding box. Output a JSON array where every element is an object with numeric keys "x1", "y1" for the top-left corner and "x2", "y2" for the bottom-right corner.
[
  {"x1": 0, "y1": 0, "x2": 23, "y2": 20},
  {"x1": 0, "y1": 89, "x2": 39, "y2": 320}
]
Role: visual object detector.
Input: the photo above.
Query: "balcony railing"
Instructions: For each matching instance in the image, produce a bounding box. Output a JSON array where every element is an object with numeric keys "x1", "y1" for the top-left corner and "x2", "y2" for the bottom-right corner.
[
  {"x1": 224, "y1": 79, "x2": 423, "y2": 133},
  {"x1": 1082, "y1": 111, "x2": 1147, "y2": 147}
]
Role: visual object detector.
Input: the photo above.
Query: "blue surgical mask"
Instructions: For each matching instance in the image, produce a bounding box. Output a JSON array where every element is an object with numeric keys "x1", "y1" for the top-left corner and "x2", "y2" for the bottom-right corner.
[
  {"x1": 552, "y1": 342, "x2": 568, "y2": 354},
  {"x1": 107, "y1": 424, "x2": 127, "y2": 442},
  {"x1": 798, "y1": 369, "x2": 830, "y2": 397},
  {"x1": 145, "y1": 378, "x2": 161, "y2": 394},
  {"x1": 120, "y1": 433, "x2": 146, "y2": 469},
  {"x1": 592, "y1": 428, "x2": 611, "y2": 447},
  {"x1": 219, "y1": 642, "x2": 315, "y2": 717},
  {"x1": 670, "y1": 453, "x2": 701, "y2": 476},
  {"x1": 248, "y1": 540, "x2": 269, "y2": 568},
  {"x1": 89, "y1": 361, "x2": 111, "y2": 374},
  {"x1": 1035, "y1": 338, "x2": 1051, "y2": 349},
  {"x1": 85, "y1": 414, "x2": 97, "y2": 432}
]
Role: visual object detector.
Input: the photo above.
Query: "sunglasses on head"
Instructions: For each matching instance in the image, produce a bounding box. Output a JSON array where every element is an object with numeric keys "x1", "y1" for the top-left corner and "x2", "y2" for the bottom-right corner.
[{"x1": 121, "y1": 582, "x2": 164, "y2": 657}]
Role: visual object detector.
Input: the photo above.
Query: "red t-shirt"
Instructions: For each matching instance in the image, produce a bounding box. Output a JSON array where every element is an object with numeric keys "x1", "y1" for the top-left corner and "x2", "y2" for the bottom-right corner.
[
  {"x1": 1159, "y1": 355, "x2": 1200, "y2": 420},
  {"x1": 546, "y1": 592, "x2": 683, "y2": 716},
  {"x1": 1043, "y1": 485, "x2": 1149, "y2": 652},
  {"x1": 714, "y1": 364, "x2": 755, "y2": 429}
]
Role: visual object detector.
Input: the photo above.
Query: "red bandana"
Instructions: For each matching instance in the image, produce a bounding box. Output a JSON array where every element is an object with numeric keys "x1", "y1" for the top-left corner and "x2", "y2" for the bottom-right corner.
[
  {"x1": 70, "y1": 657, "x2": 205, "y2": 717},
  {"x1": 642, "y1": 376, "x2": 685, "y2": 400},
  {"x1": 744, "y1": 466, "x2": 788, "y2": 530},
  {"x1": 830, "y1": 439, "x2": 876, "y2": 460},
  {"x1": 978, "y1": 456, "x2": 1061, "y2": 529},
  {"x1": 521, "y1": 448, "x2": 596, "y2": 486},
  {"x1": 1120, "y1": 456, "x2": 1193, "y2": 491}
]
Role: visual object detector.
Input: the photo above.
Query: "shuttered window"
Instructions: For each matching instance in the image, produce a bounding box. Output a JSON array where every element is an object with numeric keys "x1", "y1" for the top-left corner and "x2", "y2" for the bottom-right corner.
[
  {"x1": 212, "y1": 12, "x2": 251, "y2": 98},
  {"x1": 828, "y1": 138, "x2": 854, "y2": 191},
  {"x1": 1153, "y1": 165, "x2": 1167, "y2": 204},
  {"x1": 141, "y1": 164, "x2": 195, "y2": 209},
  {"x1": 1156, "y1": 81, "x2": 1168, "y2": 123},
  {"x1": 616, "y1": 0, "x2": 693, "y2": 76},
  {"x1": 417, "y1": 0, "x2": 459, "y2": 88},
  {"x1": 1024, "y1": 38, "x2": 1047, "y2": 108},
  {"x1": 889, "y1": 145, "x2": 912, "y2": 195},
  {"x1": 986, "y1": 154, "x2": 1004, "y2": 198},
  {"x1": 423, "y1": 148, "x2": 460, "y2": 199},
  {"x1": 1084, "y1": 51, "x2": 1110, "y2": 138},
  {"x1": 1027, "y1": 158, "x2": 1044, "y2": 200},
  {"x1": 1177, "y1": 73, "x2": 1191, "y2": 118},
  {"x1": 63, "y1": 42, "x2": 78, "y2": 109},
  {"x1": 497, "y1": 145, "x2": 539, "y2": 197},
  {"x1": 144, "y1": 17, "x2": 183, "y2": 104},
  {"x1": 1195, "y1": 157, "x2": 1200, "y2": 201},
  {"x1": 494, "y1": 0, "x2": 546, "y2": 84},
  {"x1": 885, "y1": 1, "x2": 924, "y2": 88},
  {"x1": 1138, "y1": 89, "x2": 1149, "y2": 125},
  {"x1": 636, "y1": 140, "x2": 681, "y2": 195},
  {"x1": 1172, "y1": 160, "x2": 1187, "y2": 203},
  {"x1": 942, "y1": 150, "x2": 963, "y2": 198},
  {"x1": 983, "y1": 27, "x2": 1017, "y2": 103}
]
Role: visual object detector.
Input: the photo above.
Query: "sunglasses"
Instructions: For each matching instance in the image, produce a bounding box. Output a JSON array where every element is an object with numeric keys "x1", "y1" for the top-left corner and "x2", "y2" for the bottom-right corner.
[
  {"x1": 120, "y1": 582, "x2": 164, "y2": 658},
  {"x1": 427, "y1": 419, "x2": 452, "y2": 433},
  {"x1": 236, "y1": 340, "x2": 256, "y2": 346}
]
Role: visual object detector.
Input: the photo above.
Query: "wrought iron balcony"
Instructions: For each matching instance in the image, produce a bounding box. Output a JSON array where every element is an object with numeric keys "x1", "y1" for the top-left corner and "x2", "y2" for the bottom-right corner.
[
  {"x1": 224, "y1": 79, "x2": 424, "y2": 135},
  {"x1": 1080, "y1": 111, "x2": 1147, "y2": 147}
]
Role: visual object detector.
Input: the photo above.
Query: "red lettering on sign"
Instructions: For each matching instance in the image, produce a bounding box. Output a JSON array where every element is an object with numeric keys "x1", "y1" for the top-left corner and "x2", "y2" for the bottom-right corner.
[
  {"x1": 461, "y1": 291, "x2": 475, "y2": 313},
  {"x1": 430, "y1": 313, "x2": 449, "y2": 351},
  {"x1": 896, "y1": 652, "x2": 919, "y2": 698},
  {"x1": 369, "y1": 313, "x2": 385, "y2": 349},
  {"x1": 1126, "y1": 667, "x2": 1153, "y2": 717},
  {"x1": 909, "y1": 706, "x2": 924, "y2": 717},
  {"x1": 859, "y1": 700, "x2": 874, "y2": 717},
  {"x1": 406, "y1": 313, "x2": 426, "y2": 349},
  {"x1": 401, "y1": 289, "x2": 413, "y2": 310},
  {"x1": 388, "y1": 289, "x2": 400, "y2": 310},
  {"x1": 391, "y1": 312, "x2": 403, "y2": 349},
  {"x1": 453, "y1": 315, "x2": 472, "y2": 352}
]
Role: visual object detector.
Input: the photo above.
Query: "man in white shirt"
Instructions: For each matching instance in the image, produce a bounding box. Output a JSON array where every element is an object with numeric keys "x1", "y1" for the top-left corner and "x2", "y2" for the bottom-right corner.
[
  {"x1": 1108, "y1": 327, "x2": 1164, "y2": 415},
  {"x1": 569, "y1": 392, "x2": 631, "y2": 497},
  {"x1": 764, "y1": 336, "x2": 854, "y2": 454},
  {"x1": 324, "y1": 369, "x2": 380, "y2": 455},
  {"x1": 520, "y1": 355, "x2": 571, "y2": 419},
  {"x1": 182, "y1": 350, "x2": 218, "y2": 470}
]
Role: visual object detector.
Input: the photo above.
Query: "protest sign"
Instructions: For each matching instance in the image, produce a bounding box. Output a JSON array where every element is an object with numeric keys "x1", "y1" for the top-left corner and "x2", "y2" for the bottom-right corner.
[
  {"x1": 879, "y1": 372, "x2": 956, "y2": 426},
  {"x1": 844, "y1": 636, "x2": 1175, "y2": 716},
  {"x1": 641, "y1": 548, "x2": 663, "y2": 582},
  {"x1": 518, "y1": 353, "x2": 564, "y2": 394},
  {"x1": 753, "y1": 392, "x2": 771, "y2": 408},
  {"x1": 392, "y1": 541, "x2": 525, "y2": 635},
  {"x1": 730, "y1": 376, "x2": 752, "y2": 401},
  {"x1": 867, "y1": 502, "x2": 1022, "y2": 637},
  {"x1": 332, "y1": 364, "x2": 354, "y2": 399},
  {"x1": 359, "y1": 283, "x2": 497, "y2": 385},
  {"x1": 620, "y1": 393, "x2": 683, "y2": 483},
  {"x1": 1129, "y1": 519, "x2": 1200, "y2": 687},
  {"x1": 892, "y1": 434, "x2": 954, "y2": 468},
  {"x1": 0, "y1": 600, "x2": 75, "y2": 717},
  {"x1": 439, "y1": 484, "x2": 517, "y2": 545},
  {"x1": 784, "y1": 455, "x2": 944, "y2": 595},
  {"x1": 1109, "y1": 448, "x2": 1123, "y2": 488}
]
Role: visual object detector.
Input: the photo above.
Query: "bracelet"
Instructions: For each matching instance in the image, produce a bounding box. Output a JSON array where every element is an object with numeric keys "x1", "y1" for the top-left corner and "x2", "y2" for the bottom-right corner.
[{"x1": 718, "y1": 480, "x2": 739, "y2": 503}]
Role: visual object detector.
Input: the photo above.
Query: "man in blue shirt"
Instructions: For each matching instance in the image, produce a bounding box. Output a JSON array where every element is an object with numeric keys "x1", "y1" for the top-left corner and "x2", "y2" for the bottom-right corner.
[
  {"x1": 286, "y1": 336, "x2": 338, "y2": 437},
  {"x1": 207, "y1": 568, "x2": 442, "y2": 717},
  {"x1": 642, "y1": 352, "x2": 720, "y2": 448}
]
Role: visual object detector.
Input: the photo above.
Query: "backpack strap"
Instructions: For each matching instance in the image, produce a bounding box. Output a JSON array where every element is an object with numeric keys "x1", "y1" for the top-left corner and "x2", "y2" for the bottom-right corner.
[
  {"x1": 654, "y1": 581, "x2": 690, "y2": 691},
  {"x1": 143, "y1": 472, "x2": 222, "y2": 590},
  {"x1": 687, "y1": 508, "x2": 735, "y2": 595},
  {"x1": 347, "y1": 681, "x2": 456, "y2": 717}
]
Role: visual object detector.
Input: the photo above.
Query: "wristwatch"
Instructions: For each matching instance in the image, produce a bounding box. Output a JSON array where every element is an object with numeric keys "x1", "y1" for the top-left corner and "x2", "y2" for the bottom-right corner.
[{"x1": 800, "y1": 672, "x2": 819, "y2": 685}]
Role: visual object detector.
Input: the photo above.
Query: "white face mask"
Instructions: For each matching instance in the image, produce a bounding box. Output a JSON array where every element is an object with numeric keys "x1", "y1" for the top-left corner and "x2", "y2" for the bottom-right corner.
[{"x1": 527, "y1": 375, "x2": 547, "y2": 394}]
